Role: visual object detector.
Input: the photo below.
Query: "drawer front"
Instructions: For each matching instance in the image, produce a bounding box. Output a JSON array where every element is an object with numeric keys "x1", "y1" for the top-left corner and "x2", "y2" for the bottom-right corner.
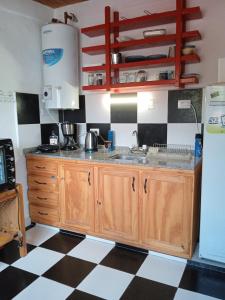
[
  {"x1": 27, "y1": 159, "x2": 58, "y2": 176},
  {"x1": 28, "y1": 175, "x2": 58, "y2": 192},
  {"x1": 30, "y1": 205, "x2": 59, "y2": 226},
  {"x1": 28, "y1": 191, "x2": 58, "y2": 208}
]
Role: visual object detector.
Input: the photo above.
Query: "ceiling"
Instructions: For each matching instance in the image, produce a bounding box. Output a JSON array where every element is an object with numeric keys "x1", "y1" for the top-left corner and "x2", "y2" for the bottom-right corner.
[{"x1": 34, "y1": 0, "x2": 88, "y2": 8}]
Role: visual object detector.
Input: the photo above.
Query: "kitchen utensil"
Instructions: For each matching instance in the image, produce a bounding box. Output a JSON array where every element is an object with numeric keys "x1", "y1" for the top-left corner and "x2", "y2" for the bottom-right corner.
[
  {"x1": 136, "y1": 70, "x2": 147, "y2": 82},
  {"x1": 168, "y1": 46, "x2": 176, "y2": 57},
  {"x1": 159, "y1": 72, "x2": 168, "y2": 80},
  {"x1": 61, "y1": 122, "x2": 78, "y2": 150},
  {"x1": 146, "y1": 54, "x2": 167, "y2": 60},
  {"x1": 85, "y1": 131, "x2": 98, "y2": 152},
  {"x1": 143, "y1": 29, "x2": 166, "y2": 38},
  {"x1": 37, "y1": 144, "x2": 59, "y2": 153},
  {"x1": 116, "y1": 36, "x2": 133, "y2": 42},
  {"x1": 111, "y1": 53, "x2": 122, "y2": 64},
  {"x1": 125, "y1": 55, "x2": 146, "y2": 63},
  {"x1": 88, "y1": 73, "x2": 95, "y2": 85}
]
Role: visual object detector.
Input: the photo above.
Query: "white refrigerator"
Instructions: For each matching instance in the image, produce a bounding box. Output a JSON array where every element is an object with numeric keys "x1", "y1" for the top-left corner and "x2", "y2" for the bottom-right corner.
[{"x1": 200, "y1": 83, "x2": 225, "y2": 263}]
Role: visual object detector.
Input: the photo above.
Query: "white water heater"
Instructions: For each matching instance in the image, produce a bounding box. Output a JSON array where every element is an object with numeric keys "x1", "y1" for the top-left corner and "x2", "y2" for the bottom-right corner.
[{"x1": 41, "y1": 23, "x2": 79, "y2": 109}]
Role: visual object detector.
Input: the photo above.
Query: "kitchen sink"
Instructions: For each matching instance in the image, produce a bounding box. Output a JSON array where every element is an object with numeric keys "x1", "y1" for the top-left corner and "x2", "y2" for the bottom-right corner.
[{"x1": 110, "y1": 154, "x2": 147, "y2": 163}]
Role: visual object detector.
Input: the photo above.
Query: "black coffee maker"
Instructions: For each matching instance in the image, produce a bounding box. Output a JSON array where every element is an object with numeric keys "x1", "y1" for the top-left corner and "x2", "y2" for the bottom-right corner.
[{"x1": 61, "y1": 122, "x2": 79, "y2": 150}]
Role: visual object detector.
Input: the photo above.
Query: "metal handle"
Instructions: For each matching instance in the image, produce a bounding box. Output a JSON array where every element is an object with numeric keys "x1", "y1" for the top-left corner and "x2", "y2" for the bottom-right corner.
[
  {"x1": 35, "y1": 166, "x2": 45, "y2": 169},
  {"x1": 37, "y1": 196, "x2": 48, "y2": 200},
  {"x1": 34, "y1": 180, "x2": 47, "y2": 185},
  {"x1": 132, "y1": 177, "x2": 135, "y2": 192},
  {"x1": 38, "y1": 211, "x2": 48, "y2": 216},
  {"x1": 144, "y1": 178, "x2": 148, "y2": 194},
  {"x1": 88, "y1": 172, "x2": 91, "y2": 186}
]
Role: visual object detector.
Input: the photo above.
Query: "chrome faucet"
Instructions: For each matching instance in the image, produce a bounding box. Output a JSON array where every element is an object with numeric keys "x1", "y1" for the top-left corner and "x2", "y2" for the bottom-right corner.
[{"x1": 132, "y1": 130, "x2": 139, "y2": 150}]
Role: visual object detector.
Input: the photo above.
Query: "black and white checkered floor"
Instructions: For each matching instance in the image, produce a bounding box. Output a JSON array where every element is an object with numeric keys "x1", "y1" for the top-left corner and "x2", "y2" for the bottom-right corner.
[{"x1": 0, "y1": 225, "x2": 225, "y2": 300}]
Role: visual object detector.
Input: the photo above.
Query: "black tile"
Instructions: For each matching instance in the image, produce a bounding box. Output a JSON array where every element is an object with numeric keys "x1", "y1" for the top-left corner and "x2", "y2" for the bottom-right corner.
[
  {"x1": 40, "y1": 232, "x2": 84, "y2": 254},
  {"x1": 121, "y1": 276, "x2": 176, "y2": 300},
  {"x1": 40, "y1": 123, "x2": 59, "y2": 144},
  {"x1": 116, "y1": 243, "x2": 148, "y2": 255},
  {"x1": 0, "y1": 240, "x2": 36, "y2": 264},
  {"x1": 59, "y1": 95, "x2": 86, "y2": 123},
  {"x1": 179, "y1": 265, "x2": 225, "y2": 299},
  {"x1": 138, "y1": 124, "x2": 167, "y2": 146},
  {"x1": 0, "y1": 266, "x2": 38, "y2": 300},
  {"x1": 86, "y1": 123, "x2": 110, "y2": 145},
  {"x1": 43, "y1": 255, "x2": 96, "y2": 288},
  {"x1": 67, "y1": 290, "x2": 104, "y2": 300},
  {"x1": 168, "y1": 88, "x2": 202, "y2": 123},
  {"x1": 111, "y1": 94, "x2": 137, "y2": 123},
  {"x1": 100, "y1": 246, "x2": 147, "y2": 274},
  {"x1": 16, "y1": 92, "x2": 40, "y2": 124}
]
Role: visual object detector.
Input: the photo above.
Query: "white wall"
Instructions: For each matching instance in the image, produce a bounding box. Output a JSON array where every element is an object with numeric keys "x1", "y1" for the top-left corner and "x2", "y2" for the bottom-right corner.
[{"x1": 0, "y1": 0, "x2": 53, "y2": 225}]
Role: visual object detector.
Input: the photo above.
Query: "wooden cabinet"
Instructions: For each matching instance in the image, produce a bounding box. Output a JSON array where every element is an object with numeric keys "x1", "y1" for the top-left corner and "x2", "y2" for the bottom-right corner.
[
  {"x1": 26, "y1": 155, "x2": 201, "y2": 259},
  {"x1": 140, "y1": 170, "x2": 196, "y2": 258},
  {"x1": 26, "y1": 156, "x2": 60, "y2": 227},
  {"x1": 60, "y1": 162, "x2": 95, "y2": 234},
  {"x1": 97, "y1": 167, "x2": 139, "y2": 243}
]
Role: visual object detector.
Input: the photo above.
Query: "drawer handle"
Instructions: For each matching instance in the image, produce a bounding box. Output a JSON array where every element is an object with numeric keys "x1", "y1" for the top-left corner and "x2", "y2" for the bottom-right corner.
[
  {"x1": 35, "y1": 166, "x2": 45, "y2": 169},
  {"x1": 132, "y1": 177, "x2": 135, "y2": 192},
  {"x1": 37, "y1": 196, "x2": 48, "y2": 200},
  {"x1": 38, "y1": 211, "x2": 48, "y2": 216},
  {"x1": 88, "y1": 172, "x2": 91, "y2": 186},
  {"x1": 34, "y1": 180, "x2": 47, "y2": 185},
  {"x1": 144, "y1": 178, "x2": 148, "y2": 194}
]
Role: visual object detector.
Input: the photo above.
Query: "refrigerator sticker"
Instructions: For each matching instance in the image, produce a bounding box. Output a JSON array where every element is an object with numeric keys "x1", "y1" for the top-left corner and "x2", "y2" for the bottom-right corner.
[
  {"x1": 206, "y1": 87, "x2": 225, "y2": 134},
  {"x1": 42, "y1": 48, "x2": 64, "y2": 66}
]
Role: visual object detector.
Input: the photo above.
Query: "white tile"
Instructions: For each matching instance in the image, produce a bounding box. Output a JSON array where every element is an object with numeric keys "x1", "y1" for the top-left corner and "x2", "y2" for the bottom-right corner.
[
  {"x1": 18, "y1": 124, "x2": 41, "y2": 148},
  {"x1": 111, "y1": 123, "x2": 137, "y2": 147},
  {"x1": 14, "y1": 277, "x2": 73, "y2": 300},
  {"x1": 26, "y1": 225, "x2": 58, "y2": 246},
  {"x1": 77, "y1": 123, "x2": 87, "y2": 146},
  {"x1": 137, "y1": 91, "x2": 168, "y2": 123},
  {"x1": 174, "y1": 288, "x2": 221, "y2": 300},
  {"x1": 12, "y1": 247, "x2": 64, "y2": 275},
  {"x1": 137, "y1": 254, "x2": 186, "y2": 287},
  {"x1": 77, "y1": 265, "x2": 134, "y2": 300},
  {"x1": 167, "y1": 123, "x2": 201, "y2": 147},
  {"x1": 0, "y1": 262, "x2": 8, "y2": 272},
  {"x1": 68, "y1": 238, "x2": 114, "y2": 264},
  {"x1": 149, "y1": 250, "x2": 187, "y2": 263},
  {"x1": 86, "y1": 234, "x2": 115, "y2": 245},
  {"x1": 85, "y1": 93, "x2": 110, "y2": 123}
]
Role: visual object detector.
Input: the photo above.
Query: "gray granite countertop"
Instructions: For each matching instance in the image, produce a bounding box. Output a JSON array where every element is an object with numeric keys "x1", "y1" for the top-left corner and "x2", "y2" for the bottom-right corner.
[{"x1": 24, "y1": 146, "x2": 201, "y2": 171}]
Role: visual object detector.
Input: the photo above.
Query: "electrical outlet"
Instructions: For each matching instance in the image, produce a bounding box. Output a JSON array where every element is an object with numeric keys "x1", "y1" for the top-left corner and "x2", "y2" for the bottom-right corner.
[
  {"x1": 178, "y1": 99, "x2": 191, "y2": 109},
  {"x1": 90, "y1": 128, "x2": 99, "y2": 136}
]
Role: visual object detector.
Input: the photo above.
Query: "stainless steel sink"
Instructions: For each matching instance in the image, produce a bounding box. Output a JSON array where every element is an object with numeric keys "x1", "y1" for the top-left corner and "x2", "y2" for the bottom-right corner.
[{"x1": 110, "y1": 154, "x2": 147, "y2": 163}]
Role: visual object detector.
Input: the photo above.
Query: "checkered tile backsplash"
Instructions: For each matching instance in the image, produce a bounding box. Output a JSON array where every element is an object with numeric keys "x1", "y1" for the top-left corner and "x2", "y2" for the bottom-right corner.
[{"x1": 16, "y1": 89, "x2": 203, "y2": 148}]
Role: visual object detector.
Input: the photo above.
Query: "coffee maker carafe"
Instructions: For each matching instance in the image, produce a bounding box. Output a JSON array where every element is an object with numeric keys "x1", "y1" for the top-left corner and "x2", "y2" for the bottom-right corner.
[{"x1": 61, "y1": 122, "x2": 78, "y2": 150}]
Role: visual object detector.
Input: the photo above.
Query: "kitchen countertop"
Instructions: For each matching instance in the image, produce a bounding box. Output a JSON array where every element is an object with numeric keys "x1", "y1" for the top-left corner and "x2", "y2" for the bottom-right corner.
[{"x1": 24, "y1": 147, "x2": 201, "y2": 171}]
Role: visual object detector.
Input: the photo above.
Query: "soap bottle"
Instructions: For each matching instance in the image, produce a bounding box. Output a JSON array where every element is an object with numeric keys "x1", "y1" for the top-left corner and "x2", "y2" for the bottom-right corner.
[
  {"x1": 49, "y1": 130, "x2": 58, "y2": 145},
  {"x1": 195, "y1": 133, "x2": 202, "y2": 157},
  {"x1": 107, "y1": 130, "x2": 115, "y2": 151}
]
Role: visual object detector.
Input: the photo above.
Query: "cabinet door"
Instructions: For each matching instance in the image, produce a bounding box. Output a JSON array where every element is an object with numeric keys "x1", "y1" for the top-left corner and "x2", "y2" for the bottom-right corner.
[
  {"x1": 98, "y1": 167, "x2": 139, "y2": 243},
  {"x1": 141, "y1": 171, "x2": 192, "y2": 256},
  {"x1": 61, "y1": 164, "x2": 94, "y2": 233}
]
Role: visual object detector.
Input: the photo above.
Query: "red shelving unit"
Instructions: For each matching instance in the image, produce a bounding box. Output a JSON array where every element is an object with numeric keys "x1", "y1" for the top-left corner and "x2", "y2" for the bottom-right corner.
[{"x1": 81, "y1": 0, "x2": 202, "y2": 91}]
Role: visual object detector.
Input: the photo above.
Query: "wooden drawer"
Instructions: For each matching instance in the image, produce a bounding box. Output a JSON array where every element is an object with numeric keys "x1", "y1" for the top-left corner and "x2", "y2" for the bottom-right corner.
[
  {"x1": 30, "y1": 205, "x2": 59, "y2": 226},
  {"x1": 27, "y1": 158, "x2": 58, "y2": 176},
  {"x1": 28, "y1": 175, "x2": 58, "y2": 192},
  {"x1": 28, "y1": 191, "x2": 58, "y2": 208}
]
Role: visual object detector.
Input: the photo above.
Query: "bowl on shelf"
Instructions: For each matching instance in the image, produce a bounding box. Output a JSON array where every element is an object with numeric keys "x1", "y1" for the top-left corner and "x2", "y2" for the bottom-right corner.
[
  {"x1": 182, "y1": 45, "x2": 196, "y2": 55},
  {"x1": 116, "y1": 36, "x2": 134, "y2": 42},
  {"x1": 143, "y1": 29, "x2": 166, "y2": 38}
]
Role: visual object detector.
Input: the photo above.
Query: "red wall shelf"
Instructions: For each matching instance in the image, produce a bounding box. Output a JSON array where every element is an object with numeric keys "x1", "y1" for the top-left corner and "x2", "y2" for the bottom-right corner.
[
  {"x1": 81, "y1": 6, "x2": 201, "y2": 37},
  {"x1": 81, "y1": 1, "x2": 202, "y2": 91}
]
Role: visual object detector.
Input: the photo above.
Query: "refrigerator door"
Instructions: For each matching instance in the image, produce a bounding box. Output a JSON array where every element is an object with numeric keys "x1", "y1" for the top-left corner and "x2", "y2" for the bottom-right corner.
[{"x1": 199, "y1": 84, "x2": 225, "y2": 263}]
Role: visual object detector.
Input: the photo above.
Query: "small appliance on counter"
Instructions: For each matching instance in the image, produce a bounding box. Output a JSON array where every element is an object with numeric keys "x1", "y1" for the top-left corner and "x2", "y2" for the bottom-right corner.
[
  {"x1": 61, "y1": 121, "x2": 79, "y2": 150},
  {"x1": 0, "y1": 139, "x2": 16, "y2": 191},
  {"x1": 37, "y1": 144, "x2": 59, "y2": 153},
  {"x1": 85, "y1": 131, "x2": 98, "y2": 152}
]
